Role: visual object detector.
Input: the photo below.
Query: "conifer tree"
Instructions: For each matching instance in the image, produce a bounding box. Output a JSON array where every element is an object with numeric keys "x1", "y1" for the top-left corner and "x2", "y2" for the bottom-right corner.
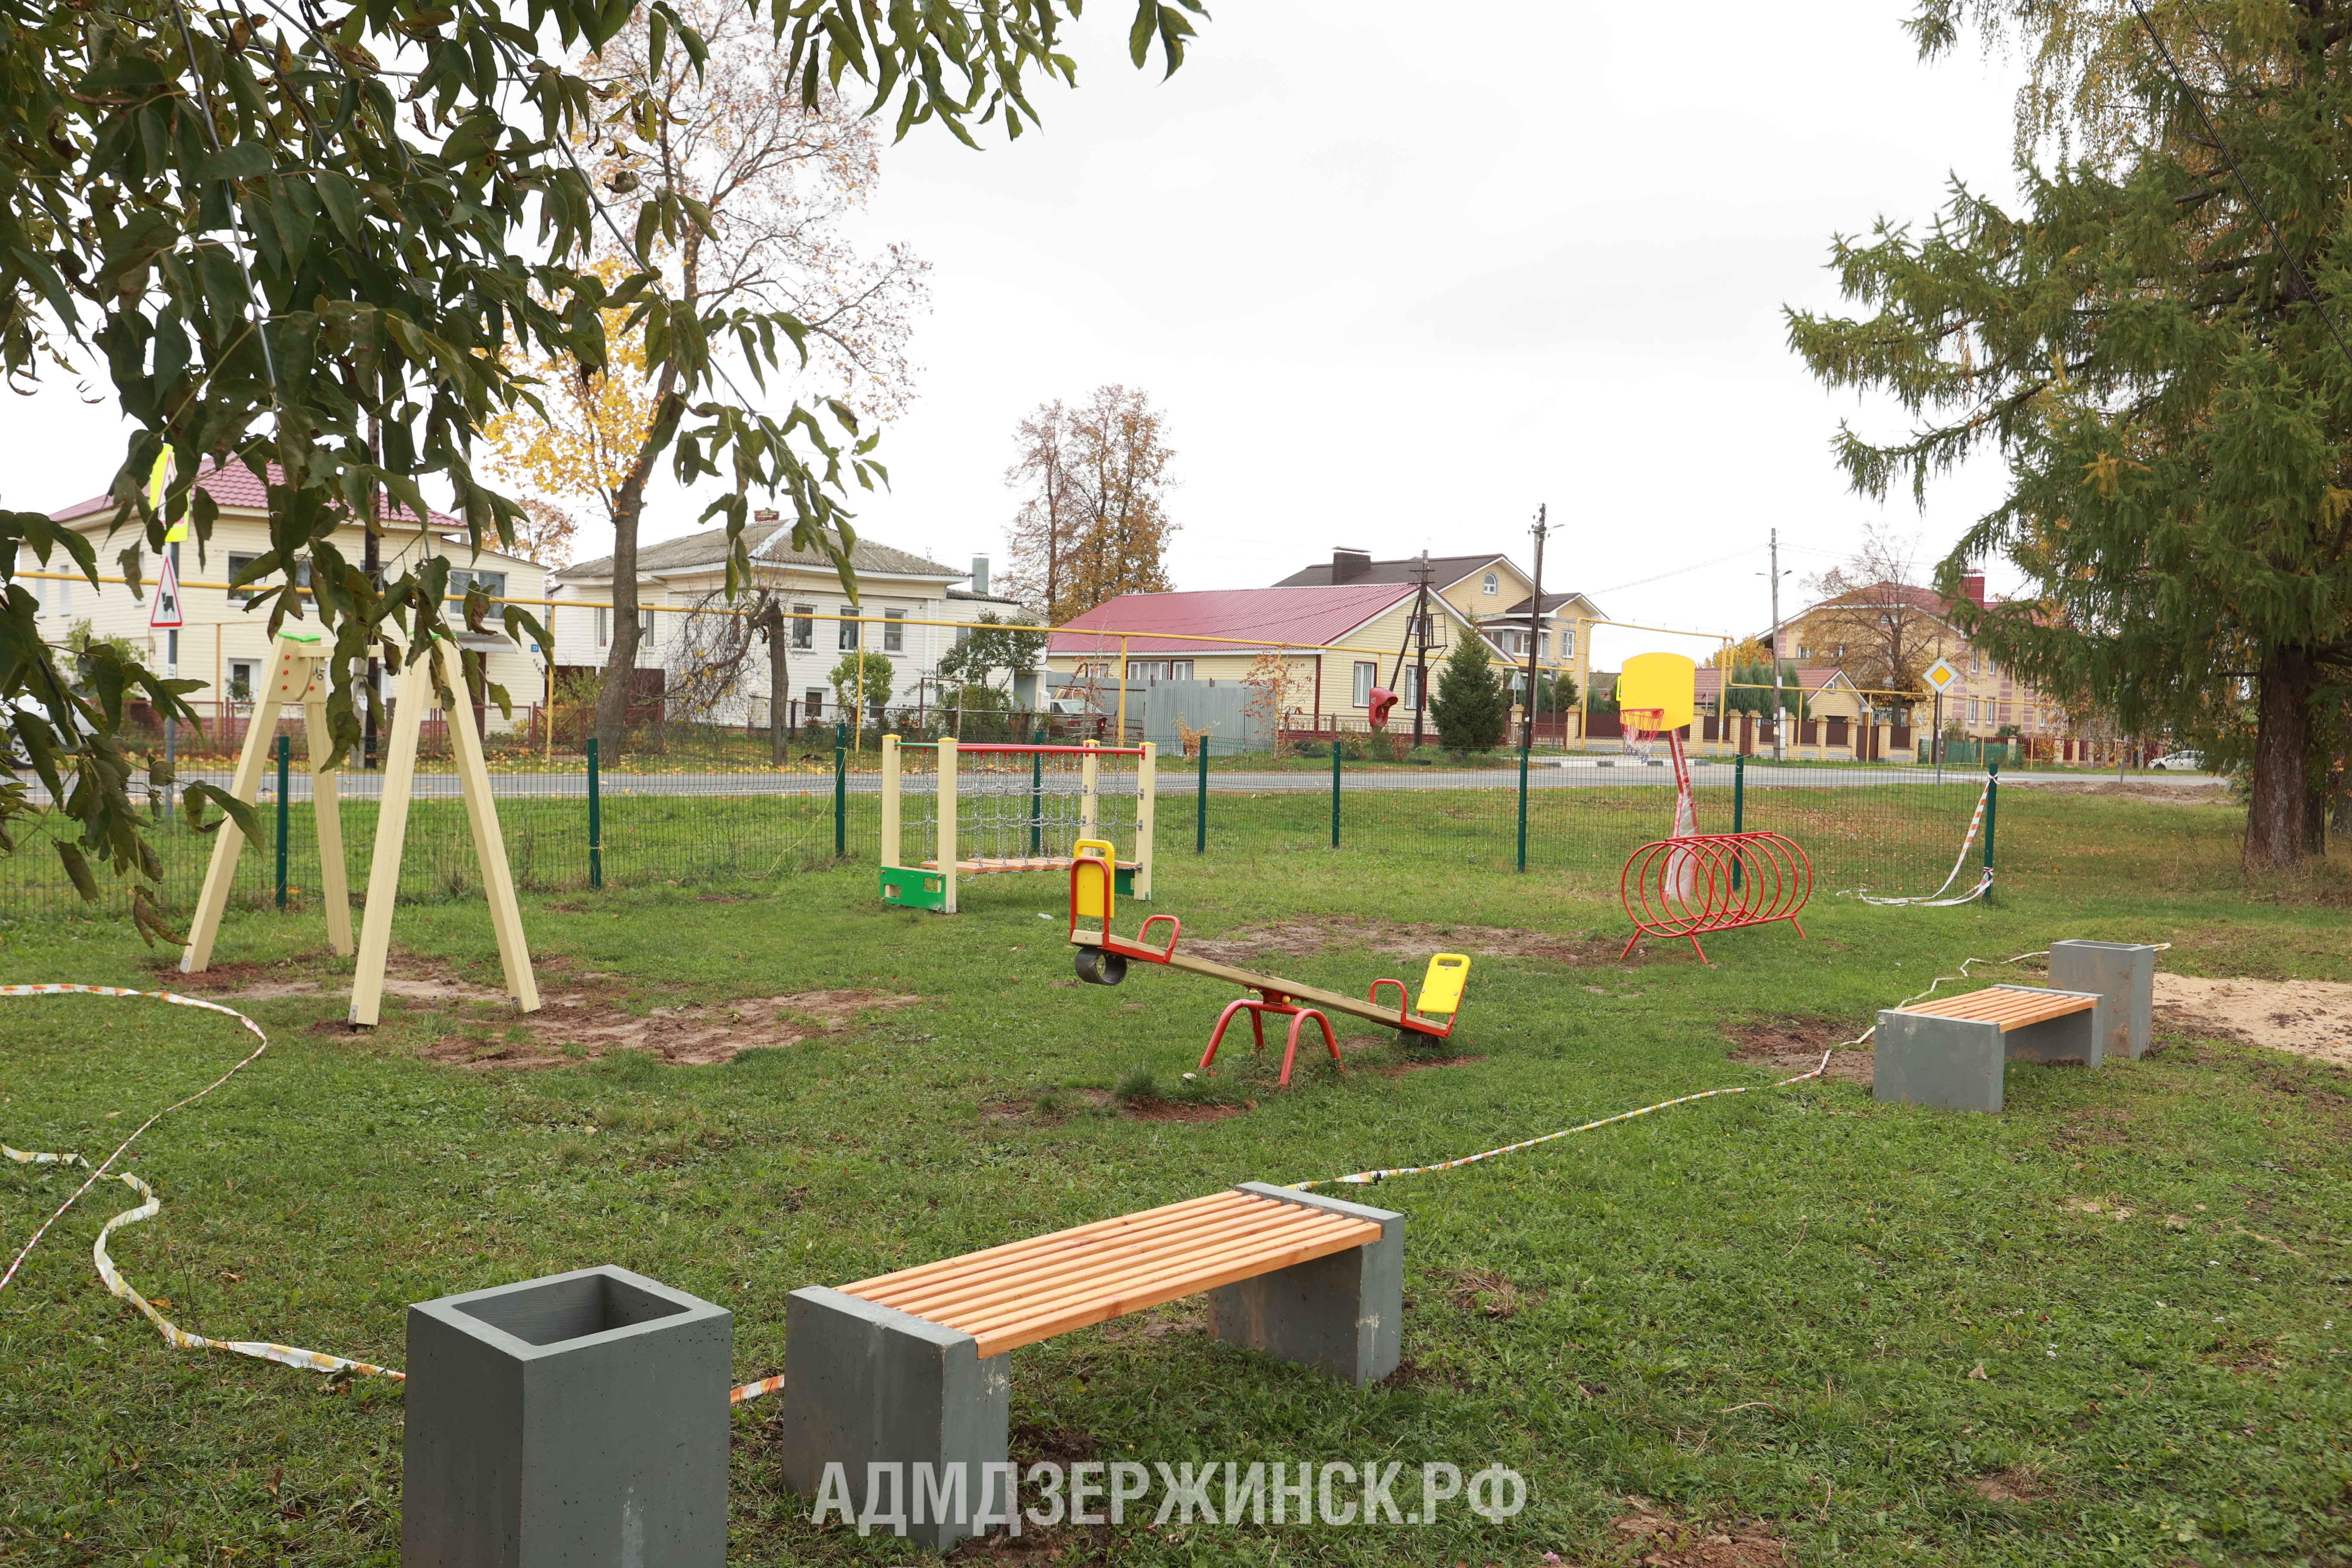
[
  {"x1": 1429, "y1": 637, "x2": 1508, "y2": 755},
  {"x1": 1788, "y1": 0, "x2": 2352, "y2": 865}
]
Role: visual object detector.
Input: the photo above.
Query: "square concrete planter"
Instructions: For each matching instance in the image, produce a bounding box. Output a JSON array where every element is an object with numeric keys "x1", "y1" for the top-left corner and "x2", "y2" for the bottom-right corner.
[{"x1": 404, "y1": 1265, "x2": 732, "y2": 1568}]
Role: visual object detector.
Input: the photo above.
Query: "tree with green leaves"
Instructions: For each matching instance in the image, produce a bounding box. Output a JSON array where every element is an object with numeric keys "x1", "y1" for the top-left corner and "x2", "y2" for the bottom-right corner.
[
  {"x1": 829, "y1": 648, "x2": 893, "y2": 730},
  {"x1": 1789, "y1": 0, "x2": 2352, "y2": 866},
  {"x1": 0, "y1": 0, "x2": 1205, "y2": 925},
  {"x1": 1429, "y1": 637, "x2": 1508, "y2": 755},
  {"x1": 934, "y1": 612, "x2": 1046, "y2": 698}
]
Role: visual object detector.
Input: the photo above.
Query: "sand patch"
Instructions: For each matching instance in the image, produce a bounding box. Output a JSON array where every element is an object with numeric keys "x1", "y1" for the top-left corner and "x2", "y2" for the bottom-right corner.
[
  {"x1": 1610, "y1": 1499, "x2": 1790, "y2": 1566},
  {"x1": 1184, "y1": 915, "x2": 1627, "y2": 968},
  {"x1": 2153, "y1": 974, "x2": 2352, "y2": 1069},
  {"x1": 1725, "y1": 1014, "x2": 1872, "y2": 1084}
]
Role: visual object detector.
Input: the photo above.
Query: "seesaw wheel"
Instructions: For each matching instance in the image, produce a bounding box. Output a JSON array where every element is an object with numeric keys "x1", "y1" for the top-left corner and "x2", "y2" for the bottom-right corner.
[{"x1": 1074, "y1": 947, "x2": 1128, "y2": 986}]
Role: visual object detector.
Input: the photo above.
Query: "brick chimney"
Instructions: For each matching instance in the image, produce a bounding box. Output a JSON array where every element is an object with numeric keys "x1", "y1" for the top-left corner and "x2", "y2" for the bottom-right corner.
[
  {"x1": 753, "y1": 507, "x2": 779, "y2": 525},
  {"x1": 1960, "y1": 571, "x2": 1986, "y2": 608},
  {"x1": 1332, "y1": 546, "x2": 1371, "y2": 583}
]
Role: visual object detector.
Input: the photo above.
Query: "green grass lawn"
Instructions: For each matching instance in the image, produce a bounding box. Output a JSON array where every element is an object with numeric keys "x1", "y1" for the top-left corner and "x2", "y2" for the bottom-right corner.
[{"x1": 0, "y1": 789, "x2": 2345, "y2": 1565}]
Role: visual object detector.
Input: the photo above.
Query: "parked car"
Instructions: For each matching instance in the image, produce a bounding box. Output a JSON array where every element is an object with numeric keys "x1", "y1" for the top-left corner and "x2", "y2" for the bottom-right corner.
[{"x1": 2150, "y1": 749, "x2": 2204, "y2": 772}]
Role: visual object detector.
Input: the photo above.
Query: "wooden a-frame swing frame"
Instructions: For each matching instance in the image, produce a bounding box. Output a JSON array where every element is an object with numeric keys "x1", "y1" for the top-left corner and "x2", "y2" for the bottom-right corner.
[{"x1": 178, "y1": 631, "x2": 539, "y2": 1027}]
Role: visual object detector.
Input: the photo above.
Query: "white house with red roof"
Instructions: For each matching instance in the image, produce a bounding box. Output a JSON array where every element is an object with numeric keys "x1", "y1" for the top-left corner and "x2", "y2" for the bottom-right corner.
[
  {"x1": 1044, "y1": 582, "x2": 1494, "y2": 723},
  {"x1": 37, "y1": 460, "x2": 547, "y2": 726}
]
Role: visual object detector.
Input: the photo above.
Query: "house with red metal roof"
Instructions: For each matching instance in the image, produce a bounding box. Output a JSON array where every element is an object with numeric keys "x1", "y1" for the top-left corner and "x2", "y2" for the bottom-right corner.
[
  {"x1": 1044, "y1": 581, "x2": 1498, "y2": 726},
  {"x1": 36, "y1": 459, "x2": 548, "y2": 727}
]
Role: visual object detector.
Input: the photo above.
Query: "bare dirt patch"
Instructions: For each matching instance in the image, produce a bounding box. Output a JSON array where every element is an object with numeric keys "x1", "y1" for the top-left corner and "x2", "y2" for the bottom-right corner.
[
  {"x1": 172, "y1": 953, "x2": 920, "y2": 1067},
  {"x1": 1998, "y1": 777, "x2": 2231, "y2": 804},
  {"x1": 1967, "y1": 1466, "x2": 2044, "y2": 1502},
  {"x1": 2153, "y1": 974, "x2": 2352, "y2": 1069},
  {"x1": 1725, "y1": 1014, "x2": 1871, "y2": 1084},
  {"x1": 1185, "y1": 915, "x2": 1629, "y2": 968},
  {"x1": 1442, "y1": 1266, "x2": 1535, "y2": 1319},
  {"x1": 1609, "y1": 1499, "x2": 1790, "y2": 1566}
]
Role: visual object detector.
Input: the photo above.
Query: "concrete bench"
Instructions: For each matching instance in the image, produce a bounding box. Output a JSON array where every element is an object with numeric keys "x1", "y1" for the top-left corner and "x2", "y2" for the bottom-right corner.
[
  {"x1": 776, "y1": 1183, "x2": 1403, "y2": 1551},
  {"x1": 1873, "y1": 940, "x2": 2163, "y2": 1112}
]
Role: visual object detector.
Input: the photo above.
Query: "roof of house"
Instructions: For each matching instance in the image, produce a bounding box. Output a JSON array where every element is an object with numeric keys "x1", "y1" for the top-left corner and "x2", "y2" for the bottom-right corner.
[
  {"x1": 1491, "y1": 590, "x2": 1599, "y2": 619},
  {"x1": 1780, "y1": 580, "x2": 1995, "y2": 640},
  {"x1": 1696, "y1": 665, "x2": 1855, "y2": 701},
  {"x1": 947, "y1": 587, "x2": 1028, "y2": 608},
  {"x1": 1272, "y1": 552, "x2": 1510, "y2": 591},
  {"x1": 50, "y1": 458, "x2": 465, "y2": 531},
  {"x1": 1046, "y1": 583, "x2": 1426, "y2": 657},
  {"x1": 561, "y1": 518, "x2": 959, "y2": 584}
]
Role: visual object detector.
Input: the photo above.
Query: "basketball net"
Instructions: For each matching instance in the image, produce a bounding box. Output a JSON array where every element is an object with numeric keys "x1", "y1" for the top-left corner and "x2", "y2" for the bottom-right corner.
[{"x1": 1624, "y1": 706, "x2": 1699, "y2": 899}]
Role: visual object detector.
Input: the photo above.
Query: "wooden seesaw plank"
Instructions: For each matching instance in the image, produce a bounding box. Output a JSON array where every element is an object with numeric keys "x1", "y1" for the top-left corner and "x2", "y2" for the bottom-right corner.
[{"x1": 1068, "y1": 925, "x2": 1424, "y2": 1032}]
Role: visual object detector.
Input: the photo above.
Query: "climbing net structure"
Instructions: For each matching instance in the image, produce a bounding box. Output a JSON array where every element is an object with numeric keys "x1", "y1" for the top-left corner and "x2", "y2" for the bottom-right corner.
[{"x1": 879, "y1": 737, "x2": 1156, "y2": 913}]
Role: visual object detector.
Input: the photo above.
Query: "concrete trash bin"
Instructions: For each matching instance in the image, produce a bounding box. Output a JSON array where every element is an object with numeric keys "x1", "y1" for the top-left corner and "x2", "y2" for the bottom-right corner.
[{"x1": 404, "y1": 1265, "x2": 732, "y2": 1568}]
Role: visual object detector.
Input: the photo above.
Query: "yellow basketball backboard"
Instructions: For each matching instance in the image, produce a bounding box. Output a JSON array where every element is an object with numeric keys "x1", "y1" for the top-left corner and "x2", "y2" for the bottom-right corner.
[{"x1": 1617, "y1": 652, "x2": 1697, "y2": 731}]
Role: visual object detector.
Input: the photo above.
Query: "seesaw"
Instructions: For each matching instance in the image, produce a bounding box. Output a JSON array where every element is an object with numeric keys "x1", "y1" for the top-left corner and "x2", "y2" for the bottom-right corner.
[{"x1": 1065, "y1": 839, "x2": 1471, "y2": 1087}]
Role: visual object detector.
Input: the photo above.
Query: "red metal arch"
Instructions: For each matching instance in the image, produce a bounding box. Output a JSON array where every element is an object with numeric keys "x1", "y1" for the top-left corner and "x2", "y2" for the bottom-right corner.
[{"x1": 1620, "y1": 831, "x2": 1812, "y2": 963}]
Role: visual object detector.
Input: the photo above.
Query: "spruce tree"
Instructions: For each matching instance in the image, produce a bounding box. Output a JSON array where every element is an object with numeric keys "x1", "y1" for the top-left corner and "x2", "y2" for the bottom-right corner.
[
  {"x1": 1788, "y1": 0, "x2": 2352, "y2": 865},
  {"x1": 1429, "y1": 637, "x2": 1509, "y2": 755}
]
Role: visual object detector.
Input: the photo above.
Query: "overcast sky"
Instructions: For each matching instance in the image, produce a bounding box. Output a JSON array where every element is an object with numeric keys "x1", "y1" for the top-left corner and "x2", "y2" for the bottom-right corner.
[{"x1": 0, "y1": 1, "x2": 2030, "y2": 673}]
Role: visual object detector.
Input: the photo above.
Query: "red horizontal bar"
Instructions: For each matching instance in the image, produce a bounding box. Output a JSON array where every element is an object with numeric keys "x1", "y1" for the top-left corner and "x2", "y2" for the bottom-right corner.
[{"x1": 951, "y1": 744, "x2": 1146, "y2": 755}]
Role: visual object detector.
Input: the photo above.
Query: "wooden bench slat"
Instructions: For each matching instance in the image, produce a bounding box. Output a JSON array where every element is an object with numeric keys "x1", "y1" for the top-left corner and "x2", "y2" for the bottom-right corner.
[
  {"x1": 883, "y1": 1210, "x2": 1368, "y2": 1326},
  {"x1": 843, "y1": 1192, "x2": 1256, "y2": 1295},
  {"x1": 1898, "y1": 985, "x2": 2095, "y2": 1030},
  {"x1": 865, "y1": 1202, "x2": 1334, "y2": 1317},
  {"x1": 963, "y1": 1222, "x2": 1382, "y2": 1357}
]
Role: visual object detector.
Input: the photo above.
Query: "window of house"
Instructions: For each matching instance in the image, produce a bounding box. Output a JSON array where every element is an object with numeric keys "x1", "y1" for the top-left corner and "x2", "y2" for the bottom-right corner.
[
  {"x1": 1482, "y1": 572, "x2": 1498, "y2": 596},
  {"x1": 447, "y1": 569, "x2": 506, "y2": 599},
  {"x1": 1561, "y1": 627, "x2": 1574, "y2": 658},
  {"x1": 226, "y1": 552, "x2": 310, "y2": 605},
  {"x1": 884, "y1": 609, "x2": 905, "y2": 653},
  {"x1": 1170, "y1": 660, "x2": 1191, "y2": 681},
  {"x1": 1540, "y1": 632, "x2": 1550, "y2": 660},
  {"x1": 805, "y1": 689, "x2": 825, "y2": 719},
  {"x1": 1402, "y1": 666, "x2": 1423, "y2": 708},
  {"x1": 792, "y1": 605, "x2": 814, "y2": 649},
  {"x1": 839, "y1": 608, "x2": 859, "y2": 650},
  {"x1": 1352, "y1": 661, "x2": 1377, "y2": 707},
  {"x1": 227, "y1": 659, "x2": 257, "y2": 702},
  {"x1": 595, "y1": 606, "x2": 609, "y2": 647},
  {"x1": 639, "y1": 607, "x2": 656, "y2": 646}
]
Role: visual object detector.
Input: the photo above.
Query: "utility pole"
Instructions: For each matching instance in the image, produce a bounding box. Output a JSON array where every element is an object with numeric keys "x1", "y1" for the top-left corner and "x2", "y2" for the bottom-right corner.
[
  {"x1": 1768, "y1": 527, "x2": 1786, "y2": 762},
  {"x1": 1410, "y1": 552, "x2": 1433, "y2": 751},
  {"x1": 1522, "y1": 505, "x2": 1546, "y2": 753}
]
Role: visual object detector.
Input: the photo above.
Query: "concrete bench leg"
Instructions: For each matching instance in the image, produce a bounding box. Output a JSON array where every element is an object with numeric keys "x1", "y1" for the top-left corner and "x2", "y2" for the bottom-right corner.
[
  {"x1": 2001, "y1": 987, "x2": 2105, "y2": 1067},
  {"x1": 1207, "y1": 1183, "x2": 1404, "y2": 1385},
  {"x1": 404, "y1": 1266, "x2": 732, "y2": 1568},
  {"x1": 2050, "y1": 940, "x2": 2159, "y2": 1060},
  {"x1": 776, "y1": 1288, "x2": 1010, "y2": 1554},
  {"x1": 1874, "y1": 1010, "x2": 2006, "y2": 1112}
]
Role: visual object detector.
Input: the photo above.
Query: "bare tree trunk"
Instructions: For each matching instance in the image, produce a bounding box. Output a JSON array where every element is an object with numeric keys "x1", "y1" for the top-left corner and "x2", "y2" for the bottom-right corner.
[
  {"x1": 763, "y1": 598, "x2": 789, "y2": 765},
  {"x1": 2245, "y1": 644, "x2": 2317, "y2": 869},
  {"x1": 594, "y1": 465, "x2": 651, "y2": 757}
]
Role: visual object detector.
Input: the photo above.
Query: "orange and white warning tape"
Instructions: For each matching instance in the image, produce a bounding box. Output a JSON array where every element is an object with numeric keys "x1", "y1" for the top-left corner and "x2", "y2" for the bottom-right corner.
[
  {"x1": 1293, "y1": 1051, "x2": 1834, "y2": 1190},
  {"x1": 4, "y1": 983, "x2": 794, "y2": 1402},
  {"x1": 1841, "y1": 775, "x2": 1994, "y2": 906},
  {"x1": 3, "y1": 983, "x2": 401, "y2": 1380}
]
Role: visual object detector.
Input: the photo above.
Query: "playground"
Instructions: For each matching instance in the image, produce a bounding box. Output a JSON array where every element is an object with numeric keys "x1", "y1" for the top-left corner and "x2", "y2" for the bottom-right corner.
[{"x1": 2, "y1": 781, "x2": 2348, "y2": 1565}]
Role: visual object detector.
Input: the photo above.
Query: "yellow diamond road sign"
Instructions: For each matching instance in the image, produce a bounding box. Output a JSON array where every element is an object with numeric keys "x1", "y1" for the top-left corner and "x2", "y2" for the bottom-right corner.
[{"x1": 1924, "y1": 658, "x2": 1960, "y2": 693}]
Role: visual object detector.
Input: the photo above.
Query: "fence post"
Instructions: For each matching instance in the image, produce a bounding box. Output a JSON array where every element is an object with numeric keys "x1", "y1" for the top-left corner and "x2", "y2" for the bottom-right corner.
[
  {"x1": 1516, "y1": 741, "x2": 1530, "y2": 872},
  {"x1": 275, "y1": 734, "x2": 290, "y2": 910},
  {"x1": 1730, "y1": 753, "x2": 1745, "y2": 891},
  {"x1": 1331, "y1": 736, "x2": 1341, "y2": 849},
  {"x1": 1196, "y1": 736, "x2": 1209, "y2": 853},
  {"x1": 586, "y1": 737, "x2": 603, "y2": 890},
  {"x1": 1983, "y1": 755, "x2": 1999, "y2": 898},
  {"x1": 833, "y1": 721, "x2": 848, "y2": 859},
  {"x1": 1030, "y1": 729, "x2": 1044, "y2": 858}
]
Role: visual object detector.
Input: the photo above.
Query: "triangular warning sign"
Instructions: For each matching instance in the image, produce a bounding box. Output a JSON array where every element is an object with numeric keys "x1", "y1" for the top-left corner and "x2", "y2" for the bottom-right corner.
[{"x1": 150, "y1": 554, "x2": 184, "y2": 629}]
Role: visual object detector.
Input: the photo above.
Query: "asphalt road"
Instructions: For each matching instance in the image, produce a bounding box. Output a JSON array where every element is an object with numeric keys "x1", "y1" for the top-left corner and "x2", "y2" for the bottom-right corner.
[{"x1": 139, "y1": 763, "x2": 2223, "y2": 803}]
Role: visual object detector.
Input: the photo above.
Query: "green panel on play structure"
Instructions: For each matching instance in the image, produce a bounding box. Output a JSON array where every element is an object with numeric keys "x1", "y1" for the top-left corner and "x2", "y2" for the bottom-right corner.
[
  {"x1": 1115, "y1": 866, "x2": 1134, "y2": 897},
  {"x1": 879, "y1": 867, "x2": 947, "y2": 911}
]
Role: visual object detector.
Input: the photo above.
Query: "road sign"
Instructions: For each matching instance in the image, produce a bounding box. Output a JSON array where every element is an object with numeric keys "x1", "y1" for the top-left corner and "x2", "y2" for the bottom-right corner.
[
  {"x1": 1923, "y1": 657, "x2": 1960, "y2": 693},
  {"x1": 149, "y1": 554, "x2": 184, "y2": 629}
]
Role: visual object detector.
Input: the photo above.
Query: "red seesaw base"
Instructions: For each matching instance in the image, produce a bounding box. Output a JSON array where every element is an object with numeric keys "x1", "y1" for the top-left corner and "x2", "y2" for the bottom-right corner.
[
  {"x1": 1199, "y1": 993, "x2": 1344, "y2": 1089},
  {"x1": 1620, "y1": 830, "x2": 1812, "y2": 964}
]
